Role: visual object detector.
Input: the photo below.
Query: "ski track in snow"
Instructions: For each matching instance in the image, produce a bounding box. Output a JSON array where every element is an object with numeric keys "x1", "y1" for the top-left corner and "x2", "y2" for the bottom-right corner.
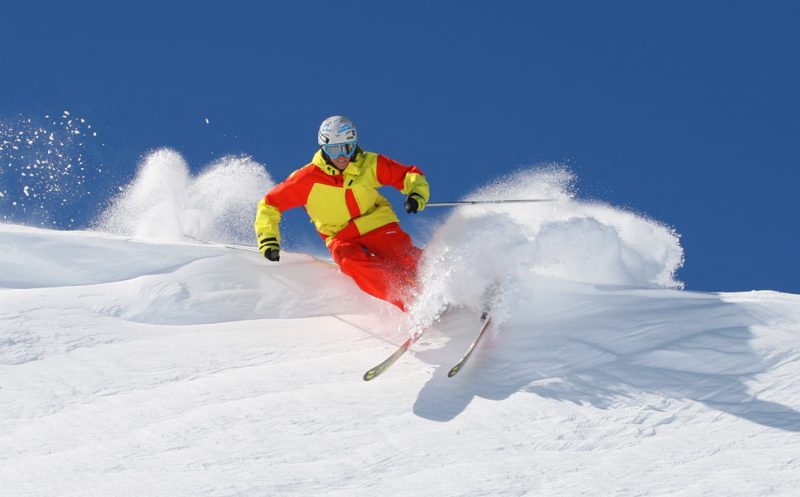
[{"x1": 1, "y1": 223, "x2": 799, "y2": 497}]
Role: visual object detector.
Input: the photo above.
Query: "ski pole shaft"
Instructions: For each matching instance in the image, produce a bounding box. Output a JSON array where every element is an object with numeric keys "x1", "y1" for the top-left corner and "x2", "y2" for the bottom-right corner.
[{"x1": 425, "y1": 198, "x2": 557, "y2": 207}]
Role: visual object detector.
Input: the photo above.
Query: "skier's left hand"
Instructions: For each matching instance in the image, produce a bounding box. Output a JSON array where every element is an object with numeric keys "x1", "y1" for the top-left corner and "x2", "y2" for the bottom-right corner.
[{"x1": 405, "y1": 193, "x2": 425, "y2": 214}]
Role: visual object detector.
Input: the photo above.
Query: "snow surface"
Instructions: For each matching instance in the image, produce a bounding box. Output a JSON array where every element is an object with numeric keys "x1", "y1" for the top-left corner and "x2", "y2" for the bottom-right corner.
[{"x1": 2, "y1": 154, "x2": 800, "y2": 496}]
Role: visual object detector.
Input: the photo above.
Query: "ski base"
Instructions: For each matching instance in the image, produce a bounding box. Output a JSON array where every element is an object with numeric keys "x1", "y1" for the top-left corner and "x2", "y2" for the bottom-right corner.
[
  {"x1": 447, "y1": 311, "x2": 492, "y2": 377},
  {"x1": 362, "y1": 307, "x2": 449, "y2": 381},
  {"x1": 363, "y1": 335, "x2": 416, "y2": 381}
]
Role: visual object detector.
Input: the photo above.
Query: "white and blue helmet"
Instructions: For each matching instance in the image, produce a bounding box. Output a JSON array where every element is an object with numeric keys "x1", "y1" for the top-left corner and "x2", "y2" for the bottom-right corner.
[{"x1": 318, "y1": 115, "x2": 358, "y2": 146}]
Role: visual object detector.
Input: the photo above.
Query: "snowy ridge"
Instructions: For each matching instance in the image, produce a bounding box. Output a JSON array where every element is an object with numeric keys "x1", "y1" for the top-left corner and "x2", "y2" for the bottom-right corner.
[{"x1": 1, "y1": 156, "x2": 799, "y2": 496}]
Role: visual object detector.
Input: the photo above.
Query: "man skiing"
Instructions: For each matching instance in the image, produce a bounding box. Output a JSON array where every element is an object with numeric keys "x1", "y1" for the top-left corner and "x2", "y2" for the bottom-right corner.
[{"x1": 254, "y1": 116, "x2": 430, "y2": 311}]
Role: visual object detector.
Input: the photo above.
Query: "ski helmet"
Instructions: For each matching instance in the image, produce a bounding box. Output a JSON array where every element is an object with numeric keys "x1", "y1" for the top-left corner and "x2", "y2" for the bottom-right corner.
[{"x1": 318, "y1": 116, "x2": 357, "y2": 146}]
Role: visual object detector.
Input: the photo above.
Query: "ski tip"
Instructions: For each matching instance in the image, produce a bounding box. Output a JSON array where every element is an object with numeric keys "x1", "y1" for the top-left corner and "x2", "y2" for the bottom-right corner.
[
  {"x1": 363, "y1": 369, "x2": 378, "y2": 381},
  {"x1": 447, "y1": 365, "x2": 461, "y2": 378}
]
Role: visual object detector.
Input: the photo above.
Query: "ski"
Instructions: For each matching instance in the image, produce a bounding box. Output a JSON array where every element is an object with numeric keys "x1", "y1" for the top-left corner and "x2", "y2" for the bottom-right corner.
[
  {"x1": 363, "y1": 331, "x2": 423, "y2": 381},
  {"x1": 363, "y1": 304, "x2": 452, "y2": 381},
  {"x1": 447, "y1": 310, "x2": 492, "y2": 378},
  {"x1": 363, "y1": 290, "x2": 496, "y2": 381}
]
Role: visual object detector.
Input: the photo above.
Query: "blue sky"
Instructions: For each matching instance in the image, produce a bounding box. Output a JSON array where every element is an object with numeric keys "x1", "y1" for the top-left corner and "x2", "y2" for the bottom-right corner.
[{"x1": 1, "y1": 1, "x2": 798, "y2": 294}]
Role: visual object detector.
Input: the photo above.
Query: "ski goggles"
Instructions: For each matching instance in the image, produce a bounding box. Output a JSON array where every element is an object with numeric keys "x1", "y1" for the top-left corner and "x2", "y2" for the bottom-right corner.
[{"x1": 322, "y1": 141, "x2": 357, "y2": 159}]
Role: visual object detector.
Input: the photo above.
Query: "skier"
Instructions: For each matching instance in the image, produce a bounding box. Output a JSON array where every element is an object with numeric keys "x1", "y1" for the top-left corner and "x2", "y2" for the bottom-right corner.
[{"x1": 254, "y1": 116, "x2": 430, "y2": 311}]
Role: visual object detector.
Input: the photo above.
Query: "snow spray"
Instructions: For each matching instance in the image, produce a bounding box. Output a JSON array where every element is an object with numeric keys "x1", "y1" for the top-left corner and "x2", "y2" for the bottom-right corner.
[
  {"x1": 409, "y1": 166, "x2": 685, "y2": 324},
  {"x1": 94, "y1": 148, "x2": 273, "y2": 245}
]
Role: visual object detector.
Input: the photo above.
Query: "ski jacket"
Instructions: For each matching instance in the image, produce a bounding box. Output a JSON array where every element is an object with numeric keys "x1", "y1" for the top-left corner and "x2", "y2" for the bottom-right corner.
[{"x1": 254, "y1": 150, "x2": 429, "y2": 251}]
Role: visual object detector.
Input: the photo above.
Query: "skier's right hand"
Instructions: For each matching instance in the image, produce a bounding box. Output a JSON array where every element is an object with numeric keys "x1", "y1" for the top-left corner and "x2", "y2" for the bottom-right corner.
[
  {"x1": 264, "y1": 248, "x2": 280, "y2": 262},
  {"x1": 258, "y1": 235, "x2": 280, "y2": 262}
]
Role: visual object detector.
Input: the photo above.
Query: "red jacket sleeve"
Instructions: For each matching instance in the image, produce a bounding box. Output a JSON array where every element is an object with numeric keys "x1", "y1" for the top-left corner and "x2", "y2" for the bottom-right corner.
[
  {"x1": 375, "y1": 155, "x2": 425, "y2": 190},
  {"x1": 265, "y1": 165, "x2": 316, "y2": 212}
]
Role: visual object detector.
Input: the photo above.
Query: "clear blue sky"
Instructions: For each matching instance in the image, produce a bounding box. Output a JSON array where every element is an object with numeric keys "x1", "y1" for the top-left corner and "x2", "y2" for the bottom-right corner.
[{"x1": 1, "y1": 1, "x2": 798, "y2": 294}]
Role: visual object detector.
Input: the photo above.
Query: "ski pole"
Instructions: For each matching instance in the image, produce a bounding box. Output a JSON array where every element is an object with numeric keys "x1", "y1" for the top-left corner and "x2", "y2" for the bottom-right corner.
[{"x1": 425, "y1": 198, "x2": 557, "y2": 207}]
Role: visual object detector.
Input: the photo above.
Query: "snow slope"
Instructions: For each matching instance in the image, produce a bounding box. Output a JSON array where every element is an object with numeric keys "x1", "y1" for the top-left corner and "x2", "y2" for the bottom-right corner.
[
  {"x1": 2, "y1": 154, "x2": 800, "y2": 496},
  {"x1": 2, "y1": 223, "x2": 799, "y2": 497}
]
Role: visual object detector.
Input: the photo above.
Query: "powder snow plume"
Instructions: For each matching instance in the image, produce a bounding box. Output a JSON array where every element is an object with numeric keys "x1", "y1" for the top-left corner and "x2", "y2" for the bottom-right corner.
[
  {"x1": 94, "y1": 148, "x2": 273, "y2": 245},
  {"x1": 409, "y1": 166, "x2": 685, "y2": 325}
]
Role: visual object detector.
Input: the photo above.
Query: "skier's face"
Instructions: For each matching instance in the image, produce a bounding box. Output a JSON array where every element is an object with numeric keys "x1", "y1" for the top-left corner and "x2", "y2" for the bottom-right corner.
[{"x1": 330, "y1": 154, "x2": 350, "y2": 170}]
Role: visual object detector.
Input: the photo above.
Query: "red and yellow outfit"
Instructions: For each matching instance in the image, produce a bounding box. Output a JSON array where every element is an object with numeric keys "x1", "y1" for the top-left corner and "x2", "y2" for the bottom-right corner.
[{"x1": 254, "y1": 149, "x2": 430, "y2": 310}]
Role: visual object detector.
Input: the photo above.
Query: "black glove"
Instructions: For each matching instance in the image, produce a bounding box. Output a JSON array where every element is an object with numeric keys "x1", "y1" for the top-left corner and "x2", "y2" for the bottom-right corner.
[
  {"x1": 405, "y1": 194, "x2": 423, "y2": 214},
  {"x1": 259, "y1": 235, "x2": 280, "y2": 261},
  {"x1": 264, "y1": 248, "x2": 280, "y2": 262}
]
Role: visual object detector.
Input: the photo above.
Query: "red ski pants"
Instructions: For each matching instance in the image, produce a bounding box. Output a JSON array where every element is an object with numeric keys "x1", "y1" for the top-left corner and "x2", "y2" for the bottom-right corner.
[{"x1": 328, "y1": 223, "x2": 422, "y2": 311}]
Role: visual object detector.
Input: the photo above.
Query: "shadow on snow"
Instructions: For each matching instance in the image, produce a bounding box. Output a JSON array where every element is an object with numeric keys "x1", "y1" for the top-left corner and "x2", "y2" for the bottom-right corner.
[{"x1": 411, "y1": 289, "x2": 800, "y2": 431}]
